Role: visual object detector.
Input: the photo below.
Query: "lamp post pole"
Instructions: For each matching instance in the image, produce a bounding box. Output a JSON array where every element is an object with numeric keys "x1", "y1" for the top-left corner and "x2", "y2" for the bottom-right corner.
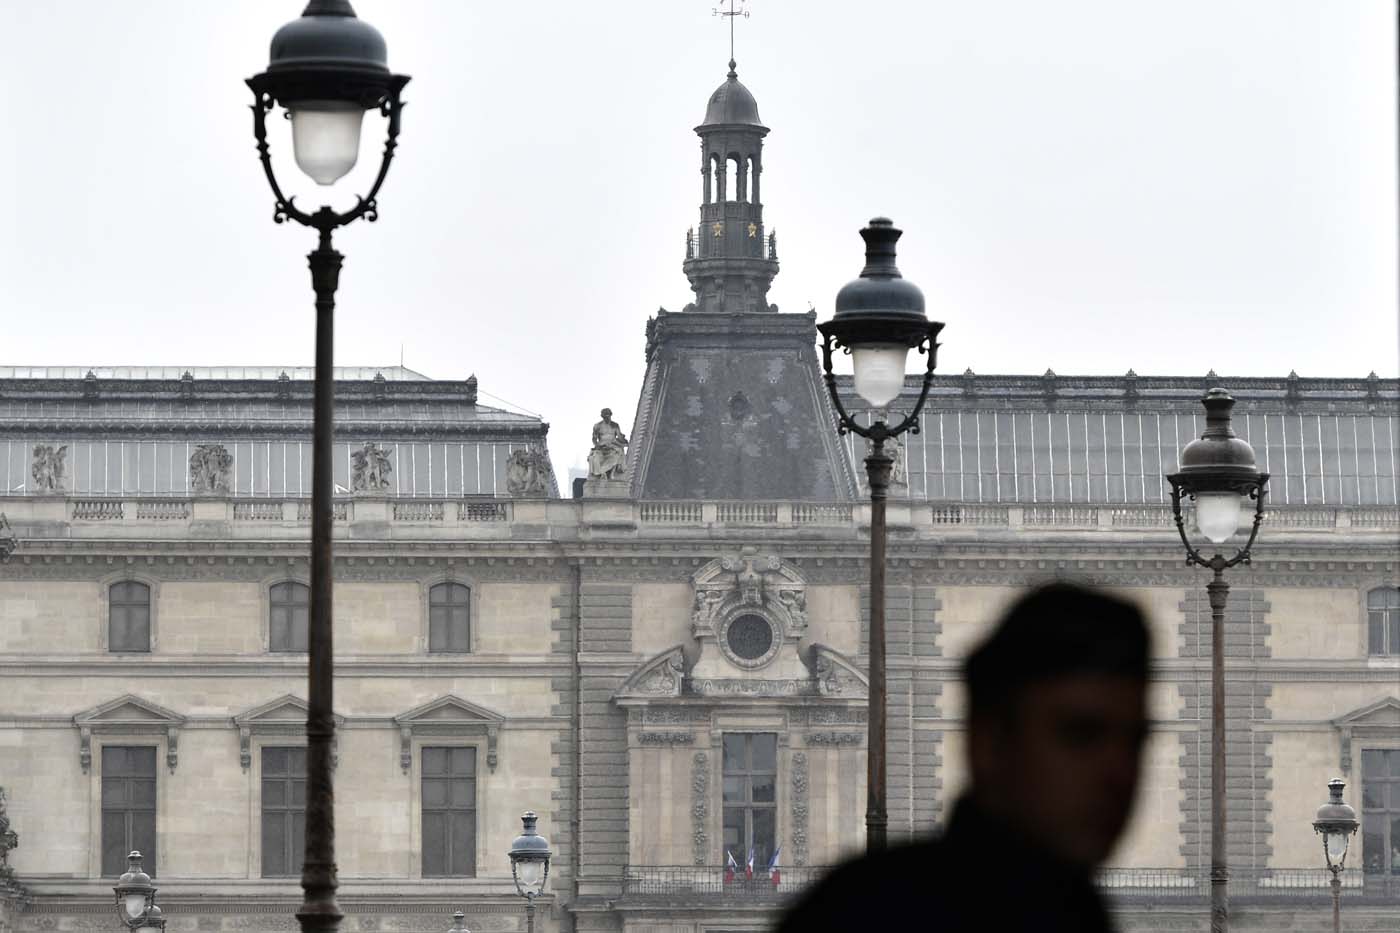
[
  {"x1": 817, "y1": 218, "x2": 942, "y2": 854},
  {"x1": 245, "y1": 5, "x2": 409, "y2": 932},
  {"x1": 1166, "y1": 388, "x2": 1268, "y2": 933}
]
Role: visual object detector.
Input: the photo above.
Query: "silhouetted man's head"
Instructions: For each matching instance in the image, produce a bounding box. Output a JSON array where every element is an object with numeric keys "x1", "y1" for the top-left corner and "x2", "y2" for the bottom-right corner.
[{"x1": 964, "y1": 583, "x2": 1151, "y2": 868}]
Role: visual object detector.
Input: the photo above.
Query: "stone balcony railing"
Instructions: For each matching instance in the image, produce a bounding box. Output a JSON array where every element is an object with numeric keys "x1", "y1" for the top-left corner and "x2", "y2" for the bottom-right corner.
[
  {"x1": 0, "y1": 495, "x2": 1394, "y2": 543},
  {"x1": 620, "y1": 865, "x2": 1400, "y2": 904}
]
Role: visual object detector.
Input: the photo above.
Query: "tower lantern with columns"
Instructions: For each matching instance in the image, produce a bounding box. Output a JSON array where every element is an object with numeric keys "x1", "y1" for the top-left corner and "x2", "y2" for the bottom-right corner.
[{"x1": 682, "y1": 59, "x2": 779, "y2": 313}]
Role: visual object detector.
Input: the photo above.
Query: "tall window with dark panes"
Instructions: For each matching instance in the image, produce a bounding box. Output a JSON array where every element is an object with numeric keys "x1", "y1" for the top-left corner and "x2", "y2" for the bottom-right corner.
[
  {"x1": 101, "y1": 746, "x2": 156, "y2": 876},
  {"x1": 1367, "y1": 587, "x2": 1400, "y2": 656},
  {"x1": 1361, "y1": 749, "x2": 1400, "y2": 875},
  {"x1": 261, "y1": 747, "x2": 306, "y2": 877},
  {"x1": 108, "y1": 581, "x2": 150, "y2": 652},
  {"x1": 269, "y1": 581, "x2": 309, "y2": 652},
  {"x1": 428, "y1": 582, "x2": 471, "y2": 653},
  {"x1": 722, "y1": 733, "x2": 776, "y2": 868},
  {"x1": 422, "y1": 747, "x2": 476, "y2": 876}
]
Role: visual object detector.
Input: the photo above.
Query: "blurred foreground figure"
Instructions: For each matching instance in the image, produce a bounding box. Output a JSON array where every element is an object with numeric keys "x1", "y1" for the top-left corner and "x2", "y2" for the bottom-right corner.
[{"x1": 778, "y1": 583, "x2": 1150, "y2": 933}]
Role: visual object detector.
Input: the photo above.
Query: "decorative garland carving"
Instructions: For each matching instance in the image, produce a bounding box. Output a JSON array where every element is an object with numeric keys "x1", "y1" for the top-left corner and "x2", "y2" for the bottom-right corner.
[
  {"x1": 691, "y1": 751, "x2": 709, "y2": 866},
  {"x1": 805, "y1": 732, "x2": 863, "y2": 746},
  {"x1": 791, "y1": 752, "x2": 809, "y2": 867},
  {"x1": 638, "y1": 732, "x2": 695, "y2": 746}
]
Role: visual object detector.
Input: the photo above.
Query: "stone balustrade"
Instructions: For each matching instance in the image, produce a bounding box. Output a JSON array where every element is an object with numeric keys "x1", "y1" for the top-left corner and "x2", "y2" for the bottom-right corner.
[{"x1": 0, "y1": 495, "x2": 1393, "y2": 542}]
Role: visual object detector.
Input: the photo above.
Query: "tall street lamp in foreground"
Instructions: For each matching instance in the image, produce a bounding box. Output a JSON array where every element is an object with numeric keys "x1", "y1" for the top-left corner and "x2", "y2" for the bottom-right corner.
[
  {"x1": 817, "y1": 218, "x2": 943, "y2": 853},
  {"x1": 244, "y1": 4, "x2": 410, "y2": 932},
  {"x1": 113, "y1": 851, "x2": 164, "y2": 933},
  {"x1": 508, "y1": 811, "x2": 552, "y2": 933},
  {"x1": 1166, "y1": 387, "x2": 1268, "y2": 933},
  {"x1": 1313, "y1": 778, "x2": 1359, "y2": 933}
]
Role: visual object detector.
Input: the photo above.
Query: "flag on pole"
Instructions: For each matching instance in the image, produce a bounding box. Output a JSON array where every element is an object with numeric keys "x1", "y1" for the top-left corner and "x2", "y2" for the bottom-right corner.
[
  {"x1": 767, "y1": 845, "x2": 782, "y2": 886},
  {"x1": 724, "y1": 850, "x2": 737, "y2": 884},
  {"x1": 745, "y1": 847, "x2": 755, "y2": 879}
]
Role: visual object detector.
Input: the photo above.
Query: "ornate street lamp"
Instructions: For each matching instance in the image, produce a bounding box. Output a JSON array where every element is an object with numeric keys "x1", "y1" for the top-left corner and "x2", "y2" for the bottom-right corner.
[
  {"x1": 1313, "y1": 778, "x2": 1359, "y2": 933},
  {"x1": 1166, "y1": 387, "x2": 1268, "y2": 933},
  {"x1": 245, "y1": 5, "x2": 409, "y2": 933},
  {"x1": 507, "y1": 811, "x2": 552, "y2": 933},
  {"x1": 113, "y1": 851, "x2": 164, "y2": 933},
  {"x1": 817, "y1": 217, "x2": 943, "y2": 853},
  {"x1": 447, "y1": 910, "x2": 470, "y2": 933}
]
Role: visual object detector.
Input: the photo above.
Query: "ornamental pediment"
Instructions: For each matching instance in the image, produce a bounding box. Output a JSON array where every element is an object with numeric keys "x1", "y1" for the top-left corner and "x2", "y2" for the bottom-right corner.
[
  {"x1": 614, "y1": 647, "x2": 688, "y2": 700},
  {"x1": 1336, "y1": 696, "x2": 1400, "y2": 729},
  {"x1": 394, "y1": 695, "x2": 506, "y2": 726},
  {"x1": 73, "y1": 695, "x2": 186, "y2": 774},
  {"x1": 393, "y1": 695, "x2": 505, "y2": 774},
  {"x1": 232, "y1": 696, "x2": 344, "y2": 771},
  {"x1": 75, "y1": 694, "x2": 184, "y2": 727}
]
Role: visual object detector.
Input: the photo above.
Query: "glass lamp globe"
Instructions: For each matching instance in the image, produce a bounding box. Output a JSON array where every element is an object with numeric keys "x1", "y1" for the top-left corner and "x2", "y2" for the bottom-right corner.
[
  {"x1": 1194, "y1": 492, "x2": 1244, "y2": 544},
  {"x1": 290, "y1": 101, "x2": 366, "y2": 185},
  {"x1": 1324, "y1": 830, "x2": 1351, "y2": 867},
  {"x1": 136, "y1": 904, "x2": 164, "y2": 933},
  {"x1": 515, "y1": 858, "x2": 544, "y2": 893},
  {"x1": 124, "y1": 892, "x2": 148, "y2": 921},
  {"x1": 850, "y1": 345, "x2": 909, "y2": 409}
]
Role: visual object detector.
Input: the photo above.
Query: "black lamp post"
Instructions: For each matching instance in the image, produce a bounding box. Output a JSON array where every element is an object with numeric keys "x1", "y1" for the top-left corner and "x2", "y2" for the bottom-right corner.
[
  {"x1": 1165, "y1": 388, "x2": 1268, "y2": 933},
  {"x1": 1313, "y1": 778, "x2": 1359, "y2": 933},
  {"x1": 245, "y1": 5, "x2": 409, "y2": 933},
  {"x1": 507, "y1": 811, "x2": 552, "y2": 933},
  {"x1": 112, "y1": 851, "x2": 164, "y2": 933},
  {"x1": 817, "y1": 218, "x2": 943, "y2": 853}
]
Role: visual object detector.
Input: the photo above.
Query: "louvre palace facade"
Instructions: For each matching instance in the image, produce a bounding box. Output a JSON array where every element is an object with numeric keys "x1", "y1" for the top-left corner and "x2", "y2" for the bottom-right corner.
[{"x1": 2, "y1": 59, "x2": 1399, "y2": 933}]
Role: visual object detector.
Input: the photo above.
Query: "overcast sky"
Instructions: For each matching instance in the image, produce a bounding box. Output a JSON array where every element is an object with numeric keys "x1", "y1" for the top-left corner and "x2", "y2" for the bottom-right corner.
[{"x1": 2, "y1": 1, "x2": 1395, "y2": 475}]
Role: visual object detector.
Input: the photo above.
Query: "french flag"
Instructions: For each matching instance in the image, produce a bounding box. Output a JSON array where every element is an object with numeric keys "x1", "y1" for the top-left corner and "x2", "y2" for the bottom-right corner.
[
  {"x1": 745, "y1": 847, "x2": 755, "y2": 880},
  {"x1": 767, "y1": 845, "x2": 782, "y2": 886},
  {"x1": 724, "y1": 850, "x2": 738, "y2": 884}
]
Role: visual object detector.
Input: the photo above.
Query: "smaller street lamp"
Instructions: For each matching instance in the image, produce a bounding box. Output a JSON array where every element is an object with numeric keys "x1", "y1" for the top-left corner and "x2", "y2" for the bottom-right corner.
[
  {"x1": 1313, "y1": 778, "x2": 1359, "y2": 933},
  {"x1": 507, "y1": 811, "x2": 552, "y2": 933},
  {"x1": 113, "y1": 851, "x2": 164, "y2": 933},
  {"x1": 447, "y1": 910, "x2": 470, "y2": 933}
]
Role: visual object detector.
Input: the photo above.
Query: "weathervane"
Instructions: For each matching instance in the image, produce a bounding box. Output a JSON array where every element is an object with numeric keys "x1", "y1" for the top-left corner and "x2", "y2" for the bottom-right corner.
[{"x1": 712, "y1": 0, "x2": 750, "y2": 65}]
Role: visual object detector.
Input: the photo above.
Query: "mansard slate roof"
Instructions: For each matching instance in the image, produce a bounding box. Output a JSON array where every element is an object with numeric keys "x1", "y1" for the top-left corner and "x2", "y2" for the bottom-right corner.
[
  {"x1": 0, "y1": 367, "x2": 554, "y2": 499},
  {"x1": 835, "y1": 372, "x2": 1400, "y2": 507}
]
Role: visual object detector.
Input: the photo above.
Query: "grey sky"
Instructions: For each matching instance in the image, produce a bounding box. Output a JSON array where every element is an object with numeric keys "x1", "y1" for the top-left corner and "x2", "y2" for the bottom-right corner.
[{"x1": 2, "y1": 1, "x2": 1395, "y2": 476}]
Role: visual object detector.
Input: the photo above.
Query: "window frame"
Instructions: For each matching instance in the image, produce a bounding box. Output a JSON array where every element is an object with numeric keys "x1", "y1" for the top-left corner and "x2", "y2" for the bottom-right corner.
[
  {"x1": 88, "y1": 734, "x2": 168, "y2": 879},
  {"x1": 97, "y1": 573, "x2": 159, "y2": 653},
  {"x1": 100, "y1": 745, "x2": 158, "y2": 878},
  {"x1": 406, "y1": 736, "x2": 486, "y2": 879},
  {"x1": 266, "y1": 579, "x2": 311, "y2": 653},
  {"x1": 259, "y1": 745, "x2": 307, "y2": 879},
  {"x1": 721, "y1": 731, "x2": 778, "y2": 869},
  {"x1": 1359, "y1": 745, "x2": 1400, "y2": 876},
  {"x1": 1365, "y1": 586, "x2": 1400, "y2": 657},
  {"x1": 419, "y1": 574, "x2": 478, "y2": 654},
  {"x1": 427, "y1": 581, "x2": 472, "y2": 654}
]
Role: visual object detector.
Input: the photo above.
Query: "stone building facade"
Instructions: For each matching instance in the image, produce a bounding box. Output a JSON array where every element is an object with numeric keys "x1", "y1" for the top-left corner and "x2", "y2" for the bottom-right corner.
[{"x1": 1, "y1": 60, "x2": 1399, "y2": 933}]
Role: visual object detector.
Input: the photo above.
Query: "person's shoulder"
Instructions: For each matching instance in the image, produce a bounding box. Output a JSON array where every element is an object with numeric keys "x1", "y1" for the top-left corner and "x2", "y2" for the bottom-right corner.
[{"x1": 775, "y1": 840, "x2": 948, "y2": 932}]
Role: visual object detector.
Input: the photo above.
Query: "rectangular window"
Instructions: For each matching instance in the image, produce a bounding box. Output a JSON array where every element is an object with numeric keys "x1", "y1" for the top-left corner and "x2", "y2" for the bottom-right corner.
[
  {"x1": 721, "y1": 732, "x2": 777, "y2": 868},
  {"x1": 422, "y1": 747, "x2": 477, "y2": 877},
  {"x1": 109, "y1": 582, "x2": 151, "y2": 653},
  {"x1": 1361, "y1": 748, "x2": 1400, "y2": 875},
  {"x1": 261, "y1": 747, "x2": 306, "y2": 877},
  {"x1": 428, "y1": 583, "x2": 471, "y2": 653},
  {"x1": 102, "y1": 746, "x2": 157, "y2": 877}
]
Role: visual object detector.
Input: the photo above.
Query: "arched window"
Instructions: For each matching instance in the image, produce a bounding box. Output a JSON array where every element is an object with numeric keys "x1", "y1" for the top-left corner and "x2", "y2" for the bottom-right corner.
[
  {"x1": 1367, "y1": 587, "x2": 1400, "y2": 655},
  {"x1": 744, "y1": 156, "x2": 754, "y2": 203},
  {"x1": 269, "y1": 582, "x2": 310, "y2": 652},
  {"x1": 725, "y1": 156, "x2": 740, "y2": 202},
  {"x1": 429, "y1": 582, "x2": 471, "y2": 653},
  {"x1": 109, "y1": 582, "x2": 151, "y2": 653}
]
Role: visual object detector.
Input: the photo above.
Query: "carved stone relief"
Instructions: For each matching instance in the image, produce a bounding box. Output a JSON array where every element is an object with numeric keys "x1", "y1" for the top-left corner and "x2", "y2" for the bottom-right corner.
[
  {"x1": 188, "y1": 444, "x2": 233, "y2": 495},
  {"x1": 505, "y1": 446, "x2": 554, "y2": 497},
  {"x1": 351, "y1": 443, "x2": 393, "y2": 492},
  {"x1": 30, "y1": 445, "x2": 67, "y2": 493},
  {"x1": 790, "y1": 752, "x2": 809, "y2": 866},
  {"x1": 691, "y1": 751, "x2": 709, "y2": 866}
]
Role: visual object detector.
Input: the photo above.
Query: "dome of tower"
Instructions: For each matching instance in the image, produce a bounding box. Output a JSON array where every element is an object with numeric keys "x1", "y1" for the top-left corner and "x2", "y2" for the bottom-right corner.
[{"x1": 702, "y1": 61, "x2": 763, "y2": 126}]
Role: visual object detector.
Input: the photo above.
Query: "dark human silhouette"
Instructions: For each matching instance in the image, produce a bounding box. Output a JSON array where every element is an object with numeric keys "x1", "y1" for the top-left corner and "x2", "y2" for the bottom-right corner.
[{"x1": 778, "y1": 583, "x2": 1151, "y2": 933}]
